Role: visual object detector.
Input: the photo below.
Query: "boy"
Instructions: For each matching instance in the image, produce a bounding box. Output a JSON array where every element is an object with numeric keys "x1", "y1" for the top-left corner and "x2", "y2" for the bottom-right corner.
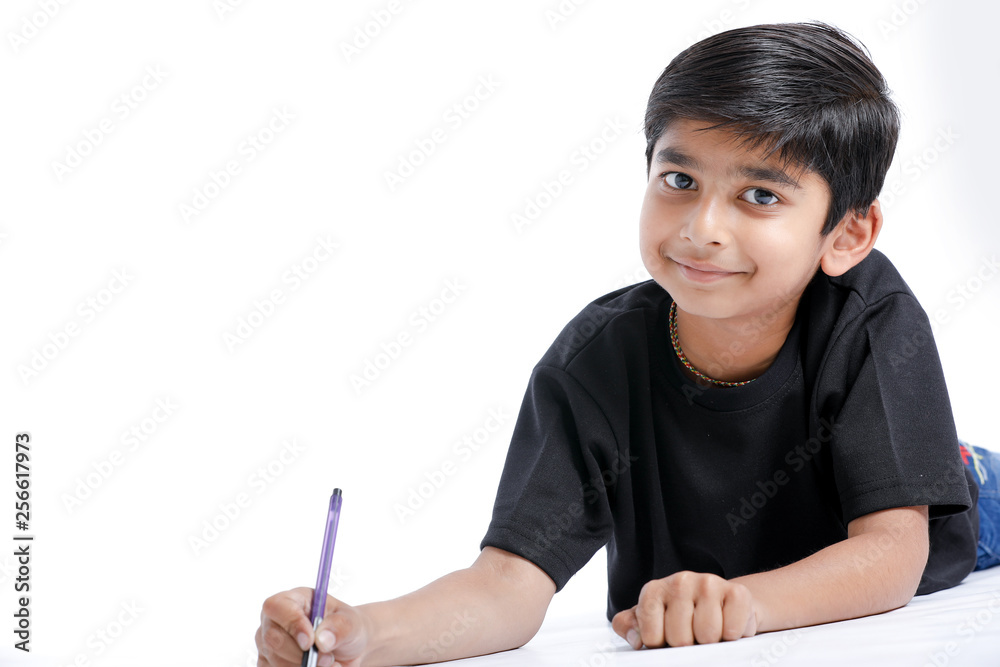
[{"x1": 256, "y1": 22, "x2": 998, "y2": 666}]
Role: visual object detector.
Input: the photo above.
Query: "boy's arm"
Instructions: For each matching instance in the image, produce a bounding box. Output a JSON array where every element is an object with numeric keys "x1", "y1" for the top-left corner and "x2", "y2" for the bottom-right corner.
[
  {"x1": 257, "y1": 546, "x2": 556, "y2": 667},
  {"x1": 612, "y1": 505, "x2": 929, "y2": 648},
  {"x1": 734, "y1": 504, "x2": 929, "y2": 632}
]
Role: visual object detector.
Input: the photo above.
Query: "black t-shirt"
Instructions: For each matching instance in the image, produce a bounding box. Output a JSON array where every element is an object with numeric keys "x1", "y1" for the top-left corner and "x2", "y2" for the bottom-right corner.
[{"x1": 481, "y1": 249, "x2": 979, "y2": 621}]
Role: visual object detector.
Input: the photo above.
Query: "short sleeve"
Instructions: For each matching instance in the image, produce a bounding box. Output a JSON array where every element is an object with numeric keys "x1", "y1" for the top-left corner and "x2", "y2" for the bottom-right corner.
[
  {"x1": 824, "y1": 293, "x2": 972, "y2": 524},
  {"x1": 480, "y1": 365, "x2": 619, "y2": 591}
]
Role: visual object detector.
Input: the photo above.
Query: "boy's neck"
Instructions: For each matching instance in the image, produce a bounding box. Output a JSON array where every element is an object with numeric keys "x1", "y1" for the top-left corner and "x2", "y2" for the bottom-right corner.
[{"x1": 673, "y1": 300, "x2": 800, "y2": 385}]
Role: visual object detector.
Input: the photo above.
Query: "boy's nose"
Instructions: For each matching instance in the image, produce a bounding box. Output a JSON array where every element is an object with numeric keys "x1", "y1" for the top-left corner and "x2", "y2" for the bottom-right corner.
[{"x1": 681, "y1": 197, "x2": 730, "y2": 248}]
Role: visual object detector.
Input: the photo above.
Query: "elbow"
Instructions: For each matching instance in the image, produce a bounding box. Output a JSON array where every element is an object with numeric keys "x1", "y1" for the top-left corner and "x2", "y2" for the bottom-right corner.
[
  {"x1": 473, "y1": 547, "x2": 555, "y2": 651},
  {"x1": 889, "y1": 521, "x2": 930, "y2": 611},
  {"x1": 896, "y1": 540, "x2": 928, "y2": 608},
  {"x1": 849, "y1": 505, "x2": 930, "y2": 613},
  {"x1": 500, "y1": 586, "x2": 551, "y2": 649},
  {"x1": 509, "y1": 622, "x2": 543, "y2": 651},
  {"x1": 887, "y1": 572, "x2": 922, "y2": 611},
  {"x1": 900, "y1": 514, "x2": 931, "y2": 604},
  {"x1": 859, "y1": 540, "x2": 925, "y2": 615}
]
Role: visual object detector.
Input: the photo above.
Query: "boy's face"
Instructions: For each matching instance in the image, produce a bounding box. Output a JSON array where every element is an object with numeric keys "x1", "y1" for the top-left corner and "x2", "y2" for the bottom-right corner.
[{"x1": 640, "y1": 118, "x2": 840, "y2": 324}]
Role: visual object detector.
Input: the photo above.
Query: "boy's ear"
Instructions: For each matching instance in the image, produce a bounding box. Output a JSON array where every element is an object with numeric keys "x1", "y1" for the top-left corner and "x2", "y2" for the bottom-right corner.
[{"x1": 819, "y1": 200, "x2": 883, "y2": 277}]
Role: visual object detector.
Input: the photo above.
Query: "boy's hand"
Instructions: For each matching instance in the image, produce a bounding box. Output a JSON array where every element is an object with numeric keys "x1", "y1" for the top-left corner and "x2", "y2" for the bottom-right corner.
[
  {"x1": 611, "y1": 571, "x2": 759, "y2": 649},
  {"x1": 256, "y1": 587, "x2": 369, "y2": 667}
]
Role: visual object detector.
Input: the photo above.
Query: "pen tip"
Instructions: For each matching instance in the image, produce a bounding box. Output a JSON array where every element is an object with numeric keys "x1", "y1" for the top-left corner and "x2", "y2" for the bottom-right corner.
[{"x1": 333, "y1": 488, "x2": 342, "y2": 496}]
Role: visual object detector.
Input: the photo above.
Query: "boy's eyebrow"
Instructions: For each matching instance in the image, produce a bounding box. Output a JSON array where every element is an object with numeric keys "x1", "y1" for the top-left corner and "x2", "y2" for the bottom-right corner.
[
  {"x1": 654, "y1": 146, "x2": 702, "y2": 171},
  {"x1": 738, "y1": 164, "x2": 801, "y2": 189},
  {"x1": 653, "y1": 146, "x2": 801, "y2": 189}
]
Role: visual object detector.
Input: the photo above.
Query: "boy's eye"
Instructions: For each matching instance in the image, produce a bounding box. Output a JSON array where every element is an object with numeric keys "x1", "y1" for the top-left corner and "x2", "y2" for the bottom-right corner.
[
  {"x1": 740, "y1": 188, "x2": 779, "y2": 206},
  {"x1": 663, "y1": 172, "x2": 696, "y2": 190}
]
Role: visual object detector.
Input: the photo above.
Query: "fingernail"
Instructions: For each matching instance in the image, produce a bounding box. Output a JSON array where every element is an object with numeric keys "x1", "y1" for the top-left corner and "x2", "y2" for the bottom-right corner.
[
  {"x1": 296, "y1": 632, "x2": 311, "y2": 652},
  {"x1": 318, "y1": 654, "x2": 333, "y2": 667},
  {"x1": 317, "y1": 630, "x2": 336, "y2": 652},
  {"x1": 626, "y1": 629, "x2": 641, "y2": 650}
]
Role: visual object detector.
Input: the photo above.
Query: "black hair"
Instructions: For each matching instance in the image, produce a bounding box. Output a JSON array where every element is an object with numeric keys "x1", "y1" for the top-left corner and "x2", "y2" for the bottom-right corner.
[{"x1": 644, "y1": 22, "x2": 900, "y2": 235}]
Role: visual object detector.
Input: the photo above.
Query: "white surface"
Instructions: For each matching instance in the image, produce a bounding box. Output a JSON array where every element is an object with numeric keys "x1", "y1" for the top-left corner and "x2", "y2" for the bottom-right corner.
[
  {"x1": 448, "y1": 568, "x2": 1000, "y2": 667},
  {"x1": 0, "y1": 1, "x2": 997, "y2": 665}
]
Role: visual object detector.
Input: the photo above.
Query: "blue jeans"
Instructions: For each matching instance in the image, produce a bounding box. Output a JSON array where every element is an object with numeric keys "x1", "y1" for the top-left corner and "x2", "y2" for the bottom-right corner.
[{"x1": 959, "y1": 441, "x2": 1000, "y2": 570}]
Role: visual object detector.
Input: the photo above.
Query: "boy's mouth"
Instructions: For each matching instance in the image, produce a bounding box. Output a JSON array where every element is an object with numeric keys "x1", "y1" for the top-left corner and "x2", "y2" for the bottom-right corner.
[{"x1": 671, "y1": 257, "x2": 741, "y2": 283}]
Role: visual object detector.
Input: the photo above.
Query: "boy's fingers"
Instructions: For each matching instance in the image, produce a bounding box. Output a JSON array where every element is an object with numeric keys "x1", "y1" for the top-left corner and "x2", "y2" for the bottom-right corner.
[
  {"x1": 664, "y1": 595, "x2": 695, "y2": 647},
  {"x1": 634, "y1": 581, "x2": 669, "y2": 648},
  {"x1": 615, "y1": 577, "x2": 756, "y2": 650},
  {"x1": 611, "y1": 608, "x2": 641, "y2": 649},
  {"x1": 692, "y1": 595, "x2": 724, "y2": 645},
  {"x1": 314, "y1": 626, "x2": 336, "y2": 652},
  {"x1": 744, "y1": 607, "x2": 759, "y2": 638},
  {"x1": 721, "y1": 585, "x2": 754, "y2": 641},
  {"x1": 609, "y1": 608, "x2": 630, "y2": 637},
  {"x1": 256, "y1": 623, "x2": 302, "y2": 665},
  {"x1": 318, "y1": 599, "x2": 368, "y2": 659},
  {"x1": 259, "y1": 588, "x2": 317, "y2": 656}
]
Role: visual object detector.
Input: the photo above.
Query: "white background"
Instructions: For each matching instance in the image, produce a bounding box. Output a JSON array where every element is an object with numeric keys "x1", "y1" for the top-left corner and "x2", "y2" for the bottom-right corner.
[{"x1": 1, "y1": 0, "x2": 997, "y2": 665}]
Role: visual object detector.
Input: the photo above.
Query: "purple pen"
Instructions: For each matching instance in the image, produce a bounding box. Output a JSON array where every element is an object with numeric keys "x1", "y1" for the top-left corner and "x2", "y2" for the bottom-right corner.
[{"x1": 301, "y1": 488, "x2": 342, "y2": 667}]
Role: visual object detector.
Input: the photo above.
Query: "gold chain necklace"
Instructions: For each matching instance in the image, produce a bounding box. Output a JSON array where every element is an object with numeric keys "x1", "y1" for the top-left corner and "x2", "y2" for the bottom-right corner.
[{"x1": 668, "y1": 301, "x2": 756, "y2": 388}]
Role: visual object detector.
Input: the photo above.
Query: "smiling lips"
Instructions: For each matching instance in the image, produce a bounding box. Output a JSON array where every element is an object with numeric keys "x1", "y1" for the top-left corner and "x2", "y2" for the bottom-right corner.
[{"x1": 672, "y1": 257, "x2": 741, "y2": 283}]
